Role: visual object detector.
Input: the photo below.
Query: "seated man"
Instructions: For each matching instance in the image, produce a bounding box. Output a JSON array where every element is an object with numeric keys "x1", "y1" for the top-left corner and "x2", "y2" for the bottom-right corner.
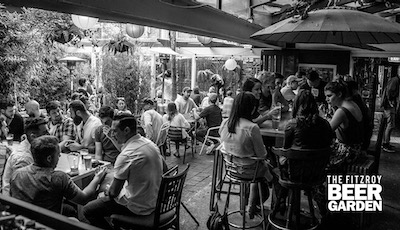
[
  {"x1": 140, "y1": 98, "x2": 163, "y2": 143},
  {"x1": 83, "y1": 114, "x2": 165, "y2": 229},
  {"x1": 95, "y1": 106, "x2": 121, "y2": 164},
  {"x1": 10, "y1": 135, "x2": 106, "y2": 214},
  {"x1": 46, "y1": 101, "x2": 76, "y2": 148},
  {"x1": 175, "y1": 87, "x2": 198, "y2": 119},
  {"x1": 66, "y1": 100, "x2": 102, "y2": 154},
  {"x1": 194, "y1": 93, "x2": 222, "y2": 154},
  {"x1": 0, "y1": 100, "x2": 24, "y2": 141},
  {"x1": 280, "y1": 75, "x2": 300, "y2": 102},
  {"x1": 2, "y1": 117, "x2": 49, "y2": 195}
]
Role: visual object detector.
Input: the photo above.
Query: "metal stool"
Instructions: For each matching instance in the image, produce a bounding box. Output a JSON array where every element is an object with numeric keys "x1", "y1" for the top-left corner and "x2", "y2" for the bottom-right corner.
[{"x1": 221, "y1": 150, "x2": 267, "y2": 230}]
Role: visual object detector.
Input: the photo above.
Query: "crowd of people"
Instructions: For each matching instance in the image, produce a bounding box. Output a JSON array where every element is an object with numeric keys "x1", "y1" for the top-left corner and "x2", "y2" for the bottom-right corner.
[{"x1": 0, "y1": 67, "x2": 394, "y2": 228}]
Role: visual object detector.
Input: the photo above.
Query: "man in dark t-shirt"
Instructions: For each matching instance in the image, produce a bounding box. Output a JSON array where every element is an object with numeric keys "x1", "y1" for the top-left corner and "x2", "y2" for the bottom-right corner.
[
  {"x1": 299, "y1": 71, "x2": 327, "y2": 105},
  {"x1": 0, "y1": 100, "x2": 24, "y2": 141},
  {"x1": 194, "y1": 93, "x2": 222, "y2": 154}
]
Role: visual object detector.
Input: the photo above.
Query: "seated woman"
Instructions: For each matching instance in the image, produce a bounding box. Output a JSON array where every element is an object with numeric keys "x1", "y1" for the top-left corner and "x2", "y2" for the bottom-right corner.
[
  {"x1": 162, "y1": 102, "x2": 190, "y2": 158},
  {"x1": 219, "y1": 92, "x2": 272, "y2": 218},
  {"x1": 114, "y1": 97, "x2": 132, "y2": 115},
  {"x1": 242, "y1": 77, "x2": 278, "y2": 125},
  {"x1": 324, "y1": 81, "x2": 364, "y2": 169},
  {"x1": 278, "y1": 89, "x2": 334, "y2": 216}
]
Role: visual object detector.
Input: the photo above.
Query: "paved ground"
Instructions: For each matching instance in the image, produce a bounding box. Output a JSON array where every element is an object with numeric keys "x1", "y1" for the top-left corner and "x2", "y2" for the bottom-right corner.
[{"x1": 164, "y1": 125, "x2": 400, "y2": 230}]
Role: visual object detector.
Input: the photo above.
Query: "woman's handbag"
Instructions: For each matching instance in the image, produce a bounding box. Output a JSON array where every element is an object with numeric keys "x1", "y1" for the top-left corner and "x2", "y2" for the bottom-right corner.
[{"x1": 206, "y1": 202, "x2": 229, "y2": 230}]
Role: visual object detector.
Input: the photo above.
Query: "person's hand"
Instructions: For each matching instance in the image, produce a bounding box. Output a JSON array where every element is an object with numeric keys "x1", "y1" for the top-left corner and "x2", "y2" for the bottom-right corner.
[
  {"x1": 68, "y1": 142, "x2": 82, "y2": 151},
  {"x1": 103, "y1": 126, "x2": 111, "y2": 138},
  {"x1": 266, "y1": 107, "x2": 280, "y2": 118},
  {"x1": 95, "y1": 166, "x2": 107, "y2": 182}
]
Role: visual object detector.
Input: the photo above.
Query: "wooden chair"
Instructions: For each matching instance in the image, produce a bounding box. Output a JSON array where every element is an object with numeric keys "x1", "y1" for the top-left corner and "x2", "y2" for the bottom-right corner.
[
  {"x1": 168, "y1": 126, "x2": 194, "y2": 163},
  {"x1": 269, "y1": 147, "x2": 331, "y2": 230},
  {"x1": 111, "y1": 164, "x2": 191, "y2": 230},
  {"x1": 0, "y1": 144, "x2": 11, "y2": 191},
  {"x1": 221, "y1": 150, "x2": 267, "y2": 230},
  {"x1": 155, "y1": 122, "x2": 170, "y2": 158},
  {"x1": 199, "y1": 126, "x2": 221, "y2": 155}
]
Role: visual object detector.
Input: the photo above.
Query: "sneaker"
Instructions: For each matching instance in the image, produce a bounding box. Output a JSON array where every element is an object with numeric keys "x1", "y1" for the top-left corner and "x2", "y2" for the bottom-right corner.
[
  {"x1": 205, "y1": 143, "x2": 216, "y2": 155},
  {"x1": 382, "y1": 143, "x2": 395, "y2": 153}
]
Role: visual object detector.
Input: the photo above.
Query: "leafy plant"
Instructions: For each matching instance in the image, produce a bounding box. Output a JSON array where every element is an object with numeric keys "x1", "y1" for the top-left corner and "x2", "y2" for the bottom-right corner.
[{"x1": 103, "y1": 35, "x2": 135, "y2": 55}]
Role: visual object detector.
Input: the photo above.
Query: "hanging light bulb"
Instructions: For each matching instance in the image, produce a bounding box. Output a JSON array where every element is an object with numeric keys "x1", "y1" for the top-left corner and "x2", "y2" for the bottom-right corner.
[
  {"x1": 197, "y1": 36, "x2": 213, "y2": 45},
  {"x1": 224, "y1": 58, "x2": 237, "y2": 71},
  {"x1": 126, "y1": 24, "x2": 145, "y2": 38},
  {"x1": 71, "y1": 14, "x2": 99, "y2": 30}
]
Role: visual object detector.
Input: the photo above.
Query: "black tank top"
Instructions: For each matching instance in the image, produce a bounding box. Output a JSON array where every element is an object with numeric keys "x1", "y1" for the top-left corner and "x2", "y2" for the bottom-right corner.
[{"x1": 337, "y1": 107, "x2": 363, "y2": 145}]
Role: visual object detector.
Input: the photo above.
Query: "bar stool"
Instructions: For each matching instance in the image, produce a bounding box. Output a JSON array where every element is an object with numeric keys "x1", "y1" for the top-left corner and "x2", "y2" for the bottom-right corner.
[
  {"x1": 221, "y1": 150, "x2": 267, "y2": 230},
  {"x1": 269, "y1": 147, "x2": 331, "y2": 230}
]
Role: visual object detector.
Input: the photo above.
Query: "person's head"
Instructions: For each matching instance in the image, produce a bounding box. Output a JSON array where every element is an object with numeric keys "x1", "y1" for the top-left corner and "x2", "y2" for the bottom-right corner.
[
  {"x1": 274, "y1": 73, "x2": 284, "y2": 88},
  {"x1": 292, "y1": 89, "x2": 318, "y2": 119},
  {"x1": 257, "y1": 71, "x2": 276, "y2": 97},
  {"x1": 324, "y1": 81, "x2": 348, "y2": 107},
  {"x1": 31, "y1": 135, "x2": 60, "y2": 168},
  {"x1": 182, "y1": 87, "x2": 192, "y2": 99},
  {"x1": 79, "y1": 95, "x2": 90, "y2": 109},
  {"x1": 286, "y1": 75, "x2": 300, "y2": 90},
  {"x1": 346, "y1": 81, "x2": 359, "y2": 97},
  {"x1": 111, "y1": 114, "x2": 137, "y2": 144},
  {"x1": 46, "y1": 101, "x2": 63, "y2": 124},
  {"x1": 69, "y1": 100, "x2": 87, "y2": 125},
  {"x1": 0, "y1": 100, "x2": 15, "y2": 120},
  {"x1": 295, "y1": 71, "x2": 307, "y2": 86},
  {"x1": 98, "y1": 105, "x2": 114, "y2": 127},
  {"x1": 208, "y1": 93, "x2": 218, "y2": 105},
  {"x1": 116, "y1": 97, "x2": 127, "y2": 111},
  {"x1": 142, "y1": 98, "x2": 154, "y2": 111},
  {"x1": 226, "y1": 90, "x2": 233, "y2": 97},
  {"x1": 243, "y1": 77, "x2": 262, "y2": 100},
  {"x1": 306, "y1": 71, "x2": 321, "y2": 88},
  {"x1": 25, "y1": 117, "x2": 49, "y2": 143},
  {"x1": 166, "y1": 102, "x2": 178, "y2": 121},
  {"x1": 193, "y1": 87, "x2": 200, "y2": 95},
  {"x1": 71, "y1": 92, "x2": 81, "y2": 101},
  {"x1": 78, "y1": 78, "x2": 87, "y2": 87},
  {"x1": 25, "y1": 100, "x2": 40, "y2": 118},
  {"x1": 227, "y1": 92, "x2": 258, "y2": 133}
]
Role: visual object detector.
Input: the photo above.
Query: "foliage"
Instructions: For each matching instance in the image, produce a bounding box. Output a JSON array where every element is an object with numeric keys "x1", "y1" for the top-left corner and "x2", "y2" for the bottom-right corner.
[
  {"x1": 103, "y1": 35, "x2": 135, "y2": 55},
  {"x1": 0, "y1": 8, "x2": 75, "y2": 105},
  {"x1": 102, "y1": 43, "x2": 151, "y2": 113}
]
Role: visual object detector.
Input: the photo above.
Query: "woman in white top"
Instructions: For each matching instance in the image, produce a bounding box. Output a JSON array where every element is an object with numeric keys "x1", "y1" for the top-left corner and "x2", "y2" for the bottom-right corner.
[
  {"x1": 219, "y1": 92, "x2": 272, "y2": 219},
  {"x1": 162, "y1": 103, "x2": 190, "y2": 158}
]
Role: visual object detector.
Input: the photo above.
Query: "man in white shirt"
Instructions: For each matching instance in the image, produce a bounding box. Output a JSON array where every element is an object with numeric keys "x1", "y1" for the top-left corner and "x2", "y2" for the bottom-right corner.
[
  {"x1": 83, "y1": 114, "x2": 165, "y2": 229},
  {"x1": 280, "y1": 75, "x2": 300, "y2": 102},
  {"x1": 140, "y1": 98, "x2": 163, "y2": 143},
  {"x1": 2, "y1": 117, "x2": 49, "y2": 195},
  {"x1": 174, "y1": 87, "x2": 198, "y2": 118},
  {"x1": 66, "y1": 100, "x2": 101, "y2": 154}
]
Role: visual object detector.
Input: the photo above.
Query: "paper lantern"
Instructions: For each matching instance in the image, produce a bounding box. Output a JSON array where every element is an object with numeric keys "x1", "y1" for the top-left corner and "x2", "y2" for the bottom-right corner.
[
  {"x1": 224, "y1": 59, "x2": 237, "y2": 71},
  {"x1": 197, "y1": 35, "x2": 213, "y2": 45},
  {"x1": 71, "y1": 14, "x2": 98, "y2": 30},
  {"x1": 126, "y1": 24, "x2": 145, "y2": 38}
]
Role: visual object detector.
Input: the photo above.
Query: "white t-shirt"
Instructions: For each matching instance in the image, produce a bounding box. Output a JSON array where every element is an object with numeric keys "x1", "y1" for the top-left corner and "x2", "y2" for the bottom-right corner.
[{"x1": 76, "y1": 115, "x2": 102, "y2": 149}]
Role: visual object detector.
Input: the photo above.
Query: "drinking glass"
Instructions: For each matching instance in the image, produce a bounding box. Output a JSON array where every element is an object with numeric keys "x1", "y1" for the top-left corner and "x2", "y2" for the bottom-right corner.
[{"x1": 271, "y1": 103, "x2": 282, "y2": 130}]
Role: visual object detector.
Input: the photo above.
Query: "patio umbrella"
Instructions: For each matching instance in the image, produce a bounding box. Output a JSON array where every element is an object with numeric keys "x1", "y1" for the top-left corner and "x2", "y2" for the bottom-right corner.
[{"x1": 251, "y1": 8, "x2": 400, "y2": 45}]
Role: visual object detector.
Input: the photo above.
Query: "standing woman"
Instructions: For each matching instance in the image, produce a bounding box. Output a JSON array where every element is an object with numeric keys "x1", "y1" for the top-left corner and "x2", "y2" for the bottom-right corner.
[
  {"x1": 219, "y1": 92, "x2": 272, "y2": 218},
  {"x1": 324, "y1": 81, "x2": 363, "y2": 169},
  {"x1": 162, "y1": 102, "x2": 190, "y2": 158},
  {"x1": 115, "y1": 97, "x2": 132, "y2": 115}
]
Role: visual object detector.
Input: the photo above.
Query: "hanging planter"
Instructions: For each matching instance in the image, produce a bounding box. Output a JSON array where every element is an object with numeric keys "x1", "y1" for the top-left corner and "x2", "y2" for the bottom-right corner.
[
  {"x1": 103, "y1": 36, "x2": 135, "y2": 55},
  {"x1": 49, "y1": 25, "x2": 83, "y2": 45}
]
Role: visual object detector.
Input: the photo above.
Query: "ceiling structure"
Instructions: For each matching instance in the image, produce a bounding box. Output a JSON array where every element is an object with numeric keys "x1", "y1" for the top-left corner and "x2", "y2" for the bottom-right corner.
[{"x1": 1, "y1": 0, "x2": 400, "y2": 52}]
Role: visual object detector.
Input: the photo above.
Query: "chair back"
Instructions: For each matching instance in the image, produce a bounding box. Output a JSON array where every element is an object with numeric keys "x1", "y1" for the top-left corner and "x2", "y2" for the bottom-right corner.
[
  {"x1": 272, "y1": 147, "x2": 331, "y2": 188},
  {"x1": 154, "y1": 164, "x2": 190, "y2": 228},
  {"x1": 220, "y1": 150, "x2": 264, "y2": 182},
  {"x1": 168, "y1": 126, "x2": 184, "y2": 142},
  {"x1": 0, "y1": 144, "x2": 11, "y2": 190},
  {"x1": 155, "y1": 122, "x2": 170, "y2": 147},
  {"x1": 372, "y1": 116, "x2": 387, "y2": 172}
]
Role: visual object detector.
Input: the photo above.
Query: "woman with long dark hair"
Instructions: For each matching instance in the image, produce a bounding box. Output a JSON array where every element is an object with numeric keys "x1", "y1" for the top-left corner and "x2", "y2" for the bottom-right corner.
[{"x1": 219, "y1": 92, "x2": 272, "y2": 218}]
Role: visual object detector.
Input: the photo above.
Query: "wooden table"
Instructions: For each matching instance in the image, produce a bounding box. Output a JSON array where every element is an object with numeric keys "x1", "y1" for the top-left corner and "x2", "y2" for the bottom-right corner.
[{"x1": 258, "y1": 112, "x2": 291, "y2": 147}]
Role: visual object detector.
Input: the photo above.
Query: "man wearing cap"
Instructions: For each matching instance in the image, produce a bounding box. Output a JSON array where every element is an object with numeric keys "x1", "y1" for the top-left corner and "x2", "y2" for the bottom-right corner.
[
  {"x1": 140, "y1": 98, "x2": 164, "y2": 144},
  {"x1": 193, "y1": 93, "x2": 222, "y2": 154},
  {"x1": 299, "y1": 71, "x2": 327, "y2": 105},
  {"x1": 281, "y1": 75, "x2": 300, "y2": 102},
  {"x1": 175, "y1": 87, "x2": 198, "y2": 119}
]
